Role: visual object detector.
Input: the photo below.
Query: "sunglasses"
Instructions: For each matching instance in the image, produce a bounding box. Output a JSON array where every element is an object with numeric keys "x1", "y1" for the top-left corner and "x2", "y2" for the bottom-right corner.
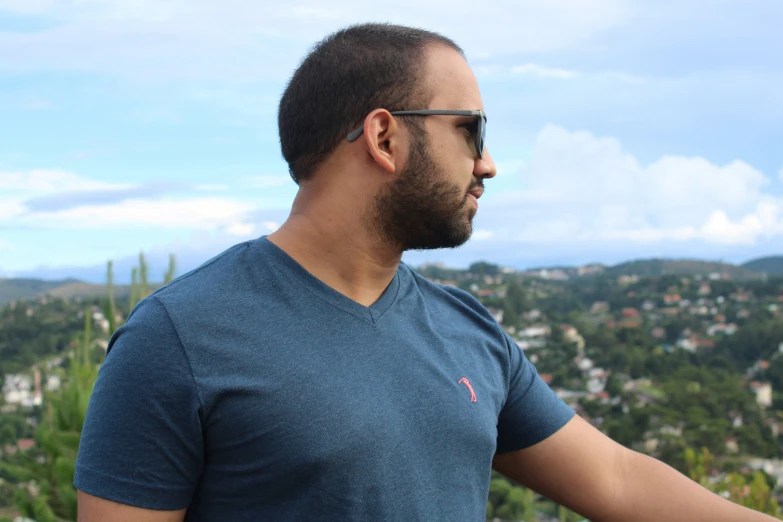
[{"x1": 347, "y1": 109, "x2": 487, "y2": 159}]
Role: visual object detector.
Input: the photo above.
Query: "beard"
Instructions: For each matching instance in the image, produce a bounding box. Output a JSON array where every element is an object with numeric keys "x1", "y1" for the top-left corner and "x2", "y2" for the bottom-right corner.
[{"x1": 368, "y1": 129, "x2": 480, "y2": 252}]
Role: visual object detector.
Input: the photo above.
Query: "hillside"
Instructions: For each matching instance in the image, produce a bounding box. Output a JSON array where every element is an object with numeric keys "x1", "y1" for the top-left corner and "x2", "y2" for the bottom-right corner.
[
  {"x1": 0, "y1": 278, "x2": 78, "y2": 306},
  {"x1": 604, "y1": 258, "x2": 762, "y2": 280},
  {"x1": 45, "y1": 281, "x2": 137, "y2": 300},
  {"x1": 742, "y1": 256, "x2": 783, "y2": 275},
  {"x1": 0, "y1": 279, "x2": 139, "y2": 306}
]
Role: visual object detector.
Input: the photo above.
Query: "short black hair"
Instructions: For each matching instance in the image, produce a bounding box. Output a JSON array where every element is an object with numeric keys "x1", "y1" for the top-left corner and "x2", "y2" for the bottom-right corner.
[{"x1": 278, "y1": 23, "x2": 464, "y2": 184}]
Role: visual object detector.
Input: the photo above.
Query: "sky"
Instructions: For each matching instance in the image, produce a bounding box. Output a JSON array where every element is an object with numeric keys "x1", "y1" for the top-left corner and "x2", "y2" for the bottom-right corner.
[{"x1": 0, "y1": 0, "x2": 782, "y2": 282}]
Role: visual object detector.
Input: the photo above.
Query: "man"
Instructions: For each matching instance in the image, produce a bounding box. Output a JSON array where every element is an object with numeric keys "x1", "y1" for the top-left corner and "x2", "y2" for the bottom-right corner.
[{"x1": 75, "y1": 23, "x2": 777, "y2": 522}]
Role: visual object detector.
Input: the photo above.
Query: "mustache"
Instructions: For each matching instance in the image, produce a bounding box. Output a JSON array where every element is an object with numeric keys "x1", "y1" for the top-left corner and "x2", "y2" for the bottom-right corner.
[{"x1": 467, "y1": 180, "x2": 484, "y2": 194}]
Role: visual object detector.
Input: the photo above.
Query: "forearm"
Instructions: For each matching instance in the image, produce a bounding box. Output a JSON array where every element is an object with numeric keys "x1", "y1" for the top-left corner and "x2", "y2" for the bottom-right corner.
[{"x1": 602, "y1": 450, "x2": 779, "y2": 522}]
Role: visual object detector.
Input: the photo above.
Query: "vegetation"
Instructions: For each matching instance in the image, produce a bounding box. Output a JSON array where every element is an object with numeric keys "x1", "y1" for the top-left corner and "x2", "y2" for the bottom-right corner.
[
  {"x1": 1, "y1": 255, "x2": 782, "y2": 520},
  {"x1": 0, "y1": 252, "x2": 171, "y2": 521},
  {"x1": 0, "y1": 299, "x2": 84, "y2": 377},
  {"x1": 743, "y1": 256, "x2": 783, "y2": 276},
  {"x1": 0, "y1": 280, "x2": 77, "y2": 308}
]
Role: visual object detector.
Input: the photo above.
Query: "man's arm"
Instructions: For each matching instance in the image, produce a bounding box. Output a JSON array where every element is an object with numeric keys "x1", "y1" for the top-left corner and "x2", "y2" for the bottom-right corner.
[
  {"x1": 78, "y1": 491, "x2": 186, "y2": 522},
  {"x1": 493, "y1": 415, "x2": 779, "y2": 522}
]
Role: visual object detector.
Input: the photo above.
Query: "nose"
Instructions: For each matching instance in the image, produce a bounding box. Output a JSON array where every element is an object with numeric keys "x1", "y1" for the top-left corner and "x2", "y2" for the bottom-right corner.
[{"x1": 474, "y1": 148, "x2": 497, "y2": 179}]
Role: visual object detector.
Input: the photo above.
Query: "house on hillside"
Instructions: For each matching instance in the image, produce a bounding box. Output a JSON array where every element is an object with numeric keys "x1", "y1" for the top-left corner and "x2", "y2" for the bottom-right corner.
[
  {"x1": 664, "y1": 294, "x2": 682, "y2": 305},
  {"x1": 660, "y1": 307, "x2": 679, "y2": 317},
  {"x1": 519, "y1": 325, "x2": 550, "y2": 338},
  {"x1": 535, "y1": 269, "x2": 569, "y2": 281},
  {"x1": 485, "y1": 307, "x2": 504, "y2": 324},
  {"x1": 523, "y1": 309, "x2": 542, "y2": 321},
  {"x1": 676, "y1": 337, "x2": 697, "y2": 352},
  {"x1": 724, "y1": 437, "x2": 739, "y2": 454},
  {"x1": 622, "y1": 308, "x2": 640, "y2": 319},
  {"x1": 749, "y1": 382, "x2": 773, "y2": 408},
  {"x1": 577, "y1": 358, "x2": 594, "y2": 372},
  {"x1": 515, "y1": 339, "x2": 545, "y2": 351},
  {"x1": 560, "y1": 324, "x2": 585, "y2": 350},
  {"x1": 16, "y1": 439, "x2": 35, "y2": 452},
  {"x1": 707, "y1": 323, "x2": 737, "y2": 336}
]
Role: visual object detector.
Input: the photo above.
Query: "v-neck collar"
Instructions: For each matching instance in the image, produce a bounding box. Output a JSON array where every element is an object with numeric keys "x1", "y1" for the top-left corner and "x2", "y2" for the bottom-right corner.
[{"x1": 256, "y1": 236, "x2": 401, "y2": 325}]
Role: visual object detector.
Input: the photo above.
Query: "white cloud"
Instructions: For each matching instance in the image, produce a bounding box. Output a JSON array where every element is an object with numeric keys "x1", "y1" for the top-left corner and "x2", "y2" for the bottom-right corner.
[
  {"x1": 243, "y1": 175, "x2": 290, "y2": 188},
  {"x1": 0, "y1": 0, "x2": 633, "y2": 81},
  {"x1": 0, "y1": 239, "x2": 13, "y2": 250},
  {"x1": 511, "y1": 63, "x2": 577, "y2": 79},
  {"x1": 225, "y1": 222, "x2": 255, "y2": 236},
  {"x1": 0, "y1": 169, "x2": 125, "y2": 192},
  {"x1": 24, "y1": 197, "x2": 254, "y2": 230},
  {"x1": 0, "y1": 201, "x2": 25, "y2": 220},
  {"x1": 223, "y1": 219, "x2": 280, "y2": 237},
  {"x1": 485, "y1": 124, "x2": 783, "y2": 246},
  {"x1": 195, "y1": 184, "x2": 231, "y2": 191},
  {"x1": 472, "y1": 229, "x2": 494, "y2": 240}
]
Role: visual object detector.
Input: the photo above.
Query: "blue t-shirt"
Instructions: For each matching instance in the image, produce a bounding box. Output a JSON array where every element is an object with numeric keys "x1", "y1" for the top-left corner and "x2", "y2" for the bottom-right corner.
[{"x1": 75, "y1": 237, "x2": 574, "y2": 521}]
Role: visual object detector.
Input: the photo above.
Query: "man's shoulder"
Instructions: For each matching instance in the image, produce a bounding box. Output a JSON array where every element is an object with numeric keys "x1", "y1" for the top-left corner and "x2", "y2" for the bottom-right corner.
[
  {"x1": 144, "y1": 238, "x2": 283, "y2": 325},
  {"x1": 154, "y1": 240, "x2": 256, "y2": 299},
  {"x1": 403, "y1": 264, "x2": 496, "y2": 321}
]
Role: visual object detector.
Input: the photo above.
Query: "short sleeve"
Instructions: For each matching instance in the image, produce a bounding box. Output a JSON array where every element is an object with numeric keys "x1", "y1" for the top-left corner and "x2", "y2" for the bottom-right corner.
[
  {"x1": 74, "y1": 296, "x2": 204, "y2": 510},
  {"x1": 496, "y1": 332, "x2": 575, "y2": 453}
]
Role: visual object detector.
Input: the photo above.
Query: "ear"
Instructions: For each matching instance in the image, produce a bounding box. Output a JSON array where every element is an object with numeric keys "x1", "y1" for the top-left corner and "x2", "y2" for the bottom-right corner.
[{"x1": 362, "y1": 109, "x2": 405, "y2": 174}]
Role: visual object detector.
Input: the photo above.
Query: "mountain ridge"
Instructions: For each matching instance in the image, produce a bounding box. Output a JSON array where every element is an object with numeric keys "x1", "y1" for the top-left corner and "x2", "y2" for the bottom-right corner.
[{"x1": 2, "y1": 255, "x2": 781, "y2": 306}]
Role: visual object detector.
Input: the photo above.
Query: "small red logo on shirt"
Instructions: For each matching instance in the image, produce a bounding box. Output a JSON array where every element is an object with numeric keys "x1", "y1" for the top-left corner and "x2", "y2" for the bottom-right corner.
[{"x1": 459, "y1": 377, "x2": 477, "y2": 403}]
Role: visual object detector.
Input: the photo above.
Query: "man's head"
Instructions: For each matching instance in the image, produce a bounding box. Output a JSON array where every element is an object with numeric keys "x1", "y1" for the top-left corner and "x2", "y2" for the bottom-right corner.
[
  {"x1": 278, "y1": 23, "x2": 463, "y2": 184},
  {"x1": 278, "y1": 23, "x2": 496, "y2": 251}
]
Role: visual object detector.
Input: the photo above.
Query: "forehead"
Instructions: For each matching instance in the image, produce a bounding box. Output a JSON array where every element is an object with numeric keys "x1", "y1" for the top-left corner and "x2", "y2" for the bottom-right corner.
[{"x1": 422, "y1": 45, "x2": 484, "y2": 110}]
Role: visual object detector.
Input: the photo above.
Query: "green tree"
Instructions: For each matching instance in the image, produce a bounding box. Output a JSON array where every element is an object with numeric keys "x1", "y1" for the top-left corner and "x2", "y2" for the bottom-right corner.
[
  {"x1": 685, "y1": 447, "x2": 783, "y2": 518},
  {"x1": 128, "y1": 266, "x2": 139, "y2": 312},
  {"x1": 163, "y1": 253, "x2": 177, "y2": 285},
  {"x1": 104, "y1": 260, "x2": 117, "y2": 335},
  {"x1": 138, "y1": 251, "x2": 149, "y2": 300},
  {"x1": 468, "y1": 261, "x2": 500, "y2": 276},
  {"x1": 3, "y1": 311, "x2": 99, "y2": 522},
  {"x1": 2, "y1": 253, "x2": 175, "y2": 521},
  {"x1": 558, "y1": 503, "x2": 583, "y2": 522}
]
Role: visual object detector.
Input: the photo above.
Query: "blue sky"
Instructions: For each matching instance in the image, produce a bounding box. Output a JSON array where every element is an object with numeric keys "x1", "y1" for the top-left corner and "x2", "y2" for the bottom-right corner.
[{"x1": 1, "y1": 0, "x2": 782, "y2": 282}]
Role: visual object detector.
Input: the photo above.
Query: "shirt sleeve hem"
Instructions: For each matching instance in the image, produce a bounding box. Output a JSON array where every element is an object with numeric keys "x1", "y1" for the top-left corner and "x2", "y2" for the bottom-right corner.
[
  {"x1": 495, "y1": 409, "x2": 576, "y2": 454},
  {"x1": 74, "y1": 463, "x2": 193, "y2": 511}
]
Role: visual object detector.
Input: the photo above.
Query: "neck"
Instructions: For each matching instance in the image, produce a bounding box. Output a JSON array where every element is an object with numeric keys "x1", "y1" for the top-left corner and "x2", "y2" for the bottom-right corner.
[{"x1": 266, "y1": 188, "x2": 402, "y2": 308}]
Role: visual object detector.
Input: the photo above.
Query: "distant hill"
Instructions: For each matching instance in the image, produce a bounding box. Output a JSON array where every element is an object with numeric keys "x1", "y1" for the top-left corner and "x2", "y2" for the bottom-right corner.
[
  {"x1": 0, "y1": 278, "x2": 79, "y2": 306},
  {"x1": 45, "y1": 282, "x2": 136, "y2": 300},
  {"x1": 605, "y1": 258, "x2": 762, "y2": 280},
  {"x1": 742, "y1": 256, "x2": 783, "y2": 275},
  {"x1": 525, "y1": 258, "x2": 766, "y2": 280},
  {"x1": 0, "y1": 278, "x2": 139, "y2": 306}
]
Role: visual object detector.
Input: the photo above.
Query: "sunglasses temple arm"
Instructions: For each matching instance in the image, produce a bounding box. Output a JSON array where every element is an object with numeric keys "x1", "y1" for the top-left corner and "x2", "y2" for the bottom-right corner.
[{"x1": 347, "y1": 126, "x2": 365, "y2": 142}]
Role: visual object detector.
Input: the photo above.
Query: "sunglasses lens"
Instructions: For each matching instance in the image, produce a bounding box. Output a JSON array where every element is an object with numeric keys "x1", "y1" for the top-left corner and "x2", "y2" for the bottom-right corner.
[{"x1": 477, "y1": 117, "x2": 486, "y2": 157}]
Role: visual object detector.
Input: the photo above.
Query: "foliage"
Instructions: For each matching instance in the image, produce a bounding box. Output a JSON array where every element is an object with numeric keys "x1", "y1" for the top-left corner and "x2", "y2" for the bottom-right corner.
[
  {"x1": 2, "y1": 311, "x2": 98, "y2": 522},
  {"x1": 487, "y1": 476, "x2": 537, "y2": 521},
  {"x1": 0, "y1": 299, "x2": 84, "y2": 378},
  {"x1": 1, "y1": 259, "x2": 781, "y2": 520},
  {"x1": 1, "y1": 252, "x2": 175, "y2": 521},
  {"x1": 469, "y1": 261, "x2": 501, "y2": 277},
  {"x1": 685, "y1": 447, "x2": 783, "y2": 518}
]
